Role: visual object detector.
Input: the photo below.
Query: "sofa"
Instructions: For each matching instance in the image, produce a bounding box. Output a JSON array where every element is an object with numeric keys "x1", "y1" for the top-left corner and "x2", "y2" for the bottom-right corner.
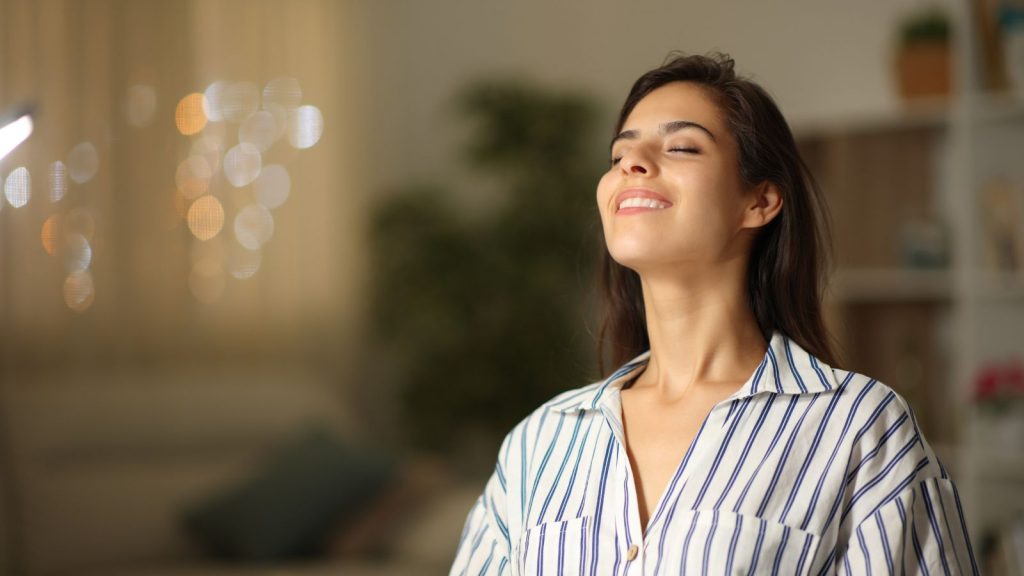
[{"x1": 0, "y1": 365, "x2": 480, "y2": 576}]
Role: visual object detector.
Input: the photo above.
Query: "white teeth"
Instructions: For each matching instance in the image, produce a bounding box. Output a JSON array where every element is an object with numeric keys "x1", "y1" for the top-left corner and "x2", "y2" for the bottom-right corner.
[{"x1": 618, "y1": 197, "x2": 670, "y2": 210}]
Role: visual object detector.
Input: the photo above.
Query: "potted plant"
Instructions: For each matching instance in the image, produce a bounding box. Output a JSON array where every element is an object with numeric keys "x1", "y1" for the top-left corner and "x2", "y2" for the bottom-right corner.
[{"x1": 895, "y1": 6, "x2": 953, "y2": 100}]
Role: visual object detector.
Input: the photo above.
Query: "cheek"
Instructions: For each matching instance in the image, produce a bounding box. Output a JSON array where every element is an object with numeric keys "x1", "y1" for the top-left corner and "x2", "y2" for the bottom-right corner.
[{"x1": 595, "y1": 173, "x2": 615, "y2": 216}]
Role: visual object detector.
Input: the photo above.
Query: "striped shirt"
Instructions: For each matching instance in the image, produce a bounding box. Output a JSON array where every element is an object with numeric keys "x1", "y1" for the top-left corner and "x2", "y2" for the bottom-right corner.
[{"x1": 450, "y1": 330, "x2": 978, "y2": 575}]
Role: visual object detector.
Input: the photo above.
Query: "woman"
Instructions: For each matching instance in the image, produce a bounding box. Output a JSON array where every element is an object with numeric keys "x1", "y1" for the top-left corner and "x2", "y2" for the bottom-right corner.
[{"x1": 450, "y1": 52, "x2": 977, "y2": 575}]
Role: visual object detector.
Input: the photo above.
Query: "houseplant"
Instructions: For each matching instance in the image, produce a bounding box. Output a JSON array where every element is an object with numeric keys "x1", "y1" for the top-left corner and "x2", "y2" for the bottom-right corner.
[
  {"x1": 368, "y1": 79, "x2": 605, "y2": 458},
  {"x1": 895, "y1": 6, "x2": 953, "y2": 100}
]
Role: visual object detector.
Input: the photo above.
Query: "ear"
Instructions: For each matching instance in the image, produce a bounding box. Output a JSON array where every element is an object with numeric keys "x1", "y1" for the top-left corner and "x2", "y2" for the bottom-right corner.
[{"x1": 741, "y1": 181, "x2": 783, "y2": 230}]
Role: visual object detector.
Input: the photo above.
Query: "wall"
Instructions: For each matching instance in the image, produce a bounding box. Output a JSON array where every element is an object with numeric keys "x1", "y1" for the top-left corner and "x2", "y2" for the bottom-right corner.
[{"x1": 355, "y1": 0, "x2": 934, "y2": 198}]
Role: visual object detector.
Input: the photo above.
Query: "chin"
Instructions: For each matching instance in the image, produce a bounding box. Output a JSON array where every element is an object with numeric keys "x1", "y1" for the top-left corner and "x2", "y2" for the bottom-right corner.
[{"x1": 606, "y1": 242, "x2": 666, "y2": 273}]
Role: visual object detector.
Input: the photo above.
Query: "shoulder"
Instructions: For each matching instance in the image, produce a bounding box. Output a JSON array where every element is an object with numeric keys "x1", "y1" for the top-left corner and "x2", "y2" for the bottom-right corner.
[
  {"x1": 492, "y1": 380, "x2": 603, "y2": 467},
  {"x1": 829, "y1": 367, "x2": 953, "y2": 520}
]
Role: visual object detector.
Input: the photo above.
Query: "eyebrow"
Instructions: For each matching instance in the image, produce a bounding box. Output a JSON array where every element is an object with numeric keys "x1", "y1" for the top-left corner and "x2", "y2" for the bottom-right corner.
[{"x1": 609, "y1": 120, "x2": 717, "y2": 152}]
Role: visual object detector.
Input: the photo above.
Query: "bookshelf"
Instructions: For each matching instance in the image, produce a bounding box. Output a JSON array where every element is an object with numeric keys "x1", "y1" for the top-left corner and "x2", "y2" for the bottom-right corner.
[{"x1": 797, "y1": 1, "x2": 1024, "y2": 563}]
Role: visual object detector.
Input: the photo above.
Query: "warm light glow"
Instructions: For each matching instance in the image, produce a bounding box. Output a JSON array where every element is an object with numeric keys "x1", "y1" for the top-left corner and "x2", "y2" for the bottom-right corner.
[
  {"x1": 189, "y1": 257, "x2": 225, "y2": 303},
  {"x1": 3, "y1": 166, "x2": 30, "y2": 208},
  {"x1": 41, "y1": 215, "x2": 61, "y2": 255},
  {"x1": 175, "y1": 93, "x2": 208, "y2": 136},
  {"x1": 67, "y1": 142, "x2": 99, "y2": 184},
  {"x1": 263, "y1": 77, "x2": 302, "y2": 110},
  {"x1": 191, "y1": 235, "x2": 224, "y2": 266},
  {"x1": 65, "y1": 207, "x2": 96, "y2": 241},
  {"x1": 228, "y1": 245, "x2": 261, "y2": 279},
  {"x1": 187, "y1": 195, "x2": 225, "y2": 241},
  {"x1": 64, "y1": 271, "x2": 95, "y2": 312},
  {"x1": 287, "y1": 105, "x2": 323, "y2": 149},
  {"x1": 223, "y1": 142, "x2": 262, "y2": 187},
  {"x1": 175, "y1": 155, "x2": 212, "y2": 199},
  {"x1": 190, "y1": 136, "x2": 224, "y2": 174},
  {"x1": 0, "y1": 114, "x2": 33, "y2": 162},
  {"x1": 254, "y1": 164, "x2": 290, "y2": 209},
  {"x1": 234, "y1": 204, "x2": 274, "y2": 250},
  {"x1": 126, "y1": 84, "x2": 157, "y2": 128},
  {"x1": 221, "y1": 82, "x2": 259, "y2": 123},
  {"x1": 203, "y1": 81, "x2": 227, "y2": 122},
  {"x1": 239, "y1": 110, "x2": 282, "y2": 152},
  {"x1": 49, "y1": 161, "x2": 67, "y2": 202},
  {"x1": 65, "y1": 233, "x2": 92, "y2": 273}
]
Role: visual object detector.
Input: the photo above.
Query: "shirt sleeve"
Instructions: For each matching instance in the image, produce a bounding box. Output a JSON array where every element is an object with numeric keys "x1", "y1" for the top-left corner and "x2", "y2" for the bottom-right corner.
[
  {"x1": 450, "y1": 433, "x2": 514, "y2": 576},
  {"x1": 834, "y1": 472, "x2": 979, "y2": 574}
]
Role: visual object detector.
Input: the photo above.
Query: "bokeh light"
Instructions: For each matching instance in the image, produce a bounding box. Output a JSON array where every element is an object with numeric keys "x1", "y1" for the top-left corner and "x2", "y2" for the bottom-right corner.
[
  {"x1": 63, "y1": 271, "x2": 95, "y2": 312},
  {"x1": 220, "y1": 82, "x2": 259, "y2": 123},
  {"x1": 223, "y1": 142, "x2": 262, "y2": 187},
  {"x1": 65, "y1": 233, "x2": 92, "y2": 273},
  {"x1": 189, "y1": 257, "x2": 225, "y2": 303},
  {"x1": 48, "y1": 161, "x2": 67, "y2": 202},
  {"x1": 190, "y1": 135, "x2": 224, "y2": 175},
  {"x1": 191, "y1": 235, "x2": 224, "y2": 268},
  {"x1": 175, "y1": 93, "x2": 208, "y2": 136},
  {"x1": 41, "y1": 215, "x2": 61, "y2": 256},
  {"x1": 187, "y1": 195, "x2": 225, "y2": 241},
  {"x1": 234, "y1": 204, "x2": 274, "y2": 250},
  {"x1": 67, "y1": 142, "x2": 99, "y2": 184},
  {"x1": 203, "y1": 81, "x2": 227, "y2": 121},
  {"x1": 65, "y1": 207, "x2": 96, "y2": 241},
  {"x1": 287, "y1": 105, "x2": 323, "y2": 149},
  {"x1": 228, "y1": 244, "x2": 261, "y2": 279},
  {"x1": 175, "y1": 155, "x2": 212, "y2": 199},
  {"x1": 126, "y1": 84, "x2": 157, "y2": 128},
  {"x1": 239, "y1": 110, "x2": 282, "y2": 152},
  {"x1": 263, "y1": 77, "x2": 302, "y2": 110},
  {"x1": 254, "y1": 164, "x2": 290, "y2": 209},
  {"x1": 4, "y1": 167, "x2": 31, "y2": 208}
]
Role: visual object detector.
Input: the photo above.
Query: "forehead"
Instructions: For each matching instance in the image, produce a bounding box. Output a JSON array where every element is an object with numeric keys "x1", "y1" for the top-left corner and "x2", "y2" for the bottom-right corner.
[{"x1": 621, "y1": 81, "x2": 724, "y2": 135}]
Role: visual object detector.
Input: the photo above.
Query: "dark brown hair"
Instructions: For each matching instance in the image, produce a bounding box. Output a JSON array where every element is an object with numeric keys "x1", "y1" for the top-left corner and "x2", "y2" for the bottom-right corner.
[{"x1": 597, "y1": 51, "x2": 841, "y2": 375}]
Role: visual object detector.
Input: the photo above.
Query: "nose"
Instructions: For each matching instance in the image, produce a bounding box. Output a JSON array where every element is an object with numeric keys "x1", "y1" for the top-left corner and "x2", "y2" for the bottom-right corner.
[{"x1": 619, "y1": 146, "x2": 653, "y2": 176}]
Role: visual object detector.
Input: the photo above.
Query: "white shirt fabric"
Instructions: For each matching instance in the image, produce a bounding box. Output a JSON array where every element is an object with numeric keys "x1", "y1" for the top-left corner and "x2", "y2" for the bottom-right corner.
[{"x1": 450, "y1": 329, "x2": 978, "y2": 575}]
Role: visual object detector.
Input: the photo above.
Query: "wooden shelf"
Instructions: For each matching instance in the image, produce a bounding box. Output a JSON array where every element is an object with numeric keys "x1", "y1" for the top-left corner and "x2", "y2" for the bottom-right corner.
[
  {"x1": 970, "y1": 91, "x2": 1024, "y2": 125},
  {"x1": 976, "y1": 271, "x2": 1024, "y2": 301},
  {"x1": 791, "y1": 98, "x2": 950, "y2": 139}
]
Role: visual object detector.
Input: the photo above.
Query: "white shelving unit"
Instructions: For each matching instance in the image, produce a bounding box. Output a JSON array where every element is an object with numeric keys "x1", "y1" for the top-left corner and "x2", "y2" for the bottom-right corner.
[
  {"x1": 949, "y1": 0, "x2": 1024, "y2": 552},
  {"x1": 797, "y1": 2, "x2": 1024, "y2": 555}
]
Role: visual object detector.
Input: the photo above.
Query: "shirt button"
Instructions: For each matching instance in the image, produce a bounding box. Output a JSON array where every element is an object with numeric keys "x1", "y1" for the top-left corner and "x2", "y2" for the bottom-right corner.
[{"x1": 626, "y1": 544, "x2": 639, "y2": 561}]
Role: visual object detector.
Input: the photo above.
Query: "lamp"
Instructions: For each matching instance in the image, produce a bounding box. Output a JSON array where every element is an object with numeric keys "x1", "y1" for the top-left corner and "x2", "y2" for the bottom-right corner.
[{"x1": 0, "y1": 104, "x2": 34, "y2": 162}]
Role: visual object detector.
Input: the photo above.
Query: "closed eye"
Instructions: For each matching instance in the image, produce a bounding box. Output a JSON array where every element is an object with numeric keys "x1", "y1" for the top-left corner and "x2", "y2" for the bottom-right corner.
[{"x1": 609, "y1": 147, "x2": 700, "y2": 166}]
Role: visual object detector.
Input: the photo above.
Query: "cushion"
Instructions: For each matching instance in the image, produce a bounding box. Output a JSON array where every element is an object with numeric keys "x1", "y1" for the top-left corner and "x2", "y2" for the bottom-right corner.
[{"x1": 181, "y1": 426, "x2": 397, "y2": 562}]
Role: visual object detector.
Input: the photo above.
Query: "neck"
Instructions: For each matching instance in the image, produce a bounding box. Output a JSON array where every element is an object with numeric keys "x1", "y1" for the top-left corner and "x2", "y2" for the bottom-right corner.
[{"x1": 631, "y1": 262, "x2": 767, "y2": 402}]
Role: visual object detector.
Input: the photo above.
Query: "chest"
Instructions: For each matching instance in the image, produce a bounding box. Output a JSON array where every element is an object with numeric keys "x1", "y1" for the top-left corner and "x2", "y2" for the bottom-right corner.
[
  {"x1": 513, "y1": 396, "x2": 839, "y2": 575},
  {"x1": 620, "y1": 387, "x2": 733, "y2": 524}
]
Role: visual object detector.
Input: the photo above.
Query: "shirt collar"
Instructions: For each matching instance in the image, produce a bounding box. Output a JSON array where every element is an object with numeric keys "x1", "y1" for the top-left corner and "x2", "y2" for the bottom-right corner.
[{"x1": 548, "y1": 329, "x2": 839, "y2": 414}]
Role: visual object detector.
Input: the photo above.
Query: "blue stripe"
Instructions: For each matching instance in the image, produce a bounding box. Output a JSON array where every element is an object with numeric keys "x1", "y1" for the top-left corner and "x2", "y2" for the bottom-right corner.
[{"x1": 447, "y1": 330, "x2": 979, "y2": 575}]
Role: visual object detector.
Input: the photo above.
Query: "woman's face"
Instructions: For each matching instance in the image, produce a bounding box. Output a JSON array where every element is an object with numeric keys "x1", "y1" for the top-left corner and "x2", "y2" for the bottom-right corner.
[{"x1": 596, "y1": 81, "x2": 760, "y2": 275}]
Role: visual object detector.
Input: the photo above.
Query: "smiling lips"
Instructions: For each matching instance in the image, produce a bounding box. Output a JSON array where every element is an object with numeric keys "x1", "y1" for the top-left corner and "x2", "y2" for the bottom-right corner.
[{"x1": 615, "y1": 189, "x2": 673, "y2": 214}]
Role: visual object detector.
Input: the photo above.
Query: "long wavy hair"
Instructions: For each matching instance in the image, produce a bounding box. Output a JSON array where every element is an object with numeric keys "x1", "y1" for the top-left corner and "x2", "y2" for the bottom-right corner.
[{"x1": 597, "y1": 51, "x2": 841, "y2": 375}]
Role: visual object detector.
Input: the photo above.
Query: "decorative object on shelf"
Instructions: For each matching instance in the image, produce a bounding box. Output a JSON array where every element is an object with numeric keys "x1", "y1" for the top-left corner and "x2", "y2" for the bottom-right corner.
[
  {"x1": 895, "y1": 5, "x2": 953, "y2": 100},
  {"x1": 1003, "y1": 4, "x2": 1024, "y2": 91},
  {"x1": 972, "y1": 357, "x2": 1024, "y2": 452},
  {"x1": 973, "y1": 0, "x2": 1013, "y2": 92},
  {"x1": 980, "y1": 176, "x2": 1024, "y2": 272},
  {"x1": 900, "y1": 216, "x2": 950, "y2": 268}
]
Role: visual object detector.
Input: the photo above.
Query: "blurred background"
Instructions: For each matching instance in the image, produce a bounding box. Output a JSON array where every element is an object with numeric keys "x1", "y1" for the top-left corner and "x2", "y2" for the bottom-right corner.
[{"x1": 0, "y1": 0, "x2": 1022, "y2": 574}]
